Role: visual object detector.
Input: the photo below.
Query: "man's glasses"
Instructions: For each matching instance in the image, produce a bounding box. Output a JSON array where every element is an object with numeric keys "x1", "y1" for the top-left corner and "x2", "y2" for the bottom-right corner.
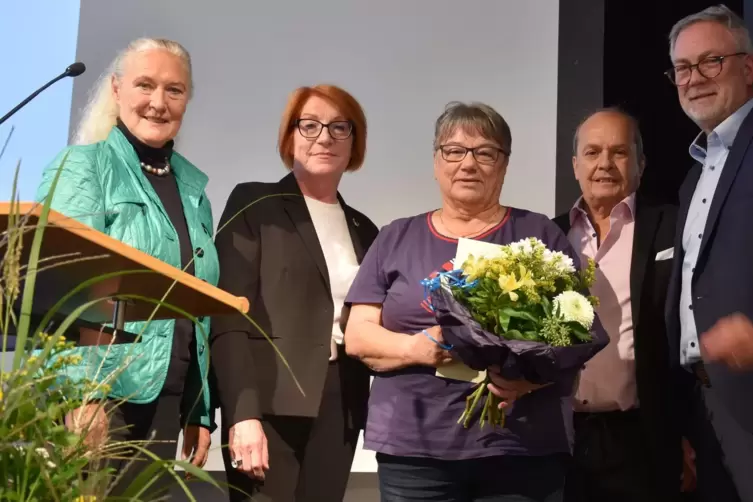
[
  {"x1": 437, "y1": 145, "x2": 508, "y2": 164},
  {"x1": 295, "y1": 119, "x2": 353, "y2": 140},
  {"x1": 664, "y1": 52, "x2": 747, "y2": 86}
]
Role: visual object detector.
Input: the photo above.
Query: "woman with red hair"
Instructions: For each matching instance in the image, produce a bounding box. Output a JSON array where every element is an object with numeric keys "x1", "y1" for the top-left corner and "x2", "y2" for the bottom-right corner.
[{"x1": 210, "y1": 84, "x2": 379, "y2": 502}]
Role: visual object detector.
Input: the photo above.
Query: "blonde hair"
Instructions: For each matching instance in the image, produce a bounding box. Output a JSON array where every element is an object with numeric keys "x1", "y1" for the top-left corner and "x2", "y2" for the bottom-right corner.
[{"x1": 73, "y1": 37, "x2": 193, "y2": 145}]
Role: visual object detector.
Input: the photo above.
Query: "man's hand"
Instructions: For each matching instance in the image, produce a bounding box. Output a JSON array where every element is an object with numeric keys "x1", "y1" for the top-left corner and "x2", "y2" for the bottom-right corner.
[
  {"x1": 182, "y1": 424, "x2": 211, "y2": 470},
  {"x1": 701, "y1": 313, "x2": 753, "y2": 370},
  {"x1": 681, "y1": 437, "x2": 697, "y2": 493},
  {"x1": 229, "y1": 419, "x2": 269, "y2": 479},
  {"x1": 486, "y1": 365, "x2": 550, "y2": 409}
]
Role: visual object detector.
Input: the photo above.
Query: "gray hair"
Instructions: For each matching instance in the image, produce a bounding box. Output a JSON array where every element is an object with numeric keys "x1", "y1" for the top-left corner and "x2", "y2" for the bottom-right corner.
[
  {"x1": 669, "y1": 4, "x2": 753, "y2": 57},
  {"x1": 433, "y1": 101, "x2": 512, "y2": 155},
  {"x1": 73, "y1": 38, "x2": 193, "y2": 145},
  {"x1": 572, "y1": 107, "x2": 645, "y2": 159}
]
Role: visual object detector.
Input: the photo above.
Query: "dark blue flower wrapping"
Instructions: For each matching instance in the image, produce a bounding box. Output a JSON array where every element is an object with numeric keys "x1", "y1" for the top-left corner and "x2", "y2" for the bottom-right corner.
[{"x1": 425, "y1": 271, "x2": 609, "y2": 385}]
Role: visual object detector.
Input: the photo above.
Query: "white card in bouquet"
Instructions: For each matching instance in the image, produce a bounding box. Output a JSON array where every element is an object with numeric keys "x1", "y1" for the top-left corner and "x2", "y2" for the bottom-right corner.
[
  {"x1": 436, "y1": 361, "x2": 487, "y2": 383},
  {"x1": 435, "y1": 238, "x2": 506, "y2": 383},
  {"x1": 453, "y1": 237, "x2": 506, "y2": 269}
]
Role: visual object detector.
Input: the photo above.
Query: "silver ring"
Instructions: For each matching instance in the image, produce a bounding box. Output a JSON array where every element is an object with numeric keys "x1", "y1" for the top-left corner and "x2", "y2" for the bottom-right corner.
[{"x1": 231, "y1": 458, "x2": 242, "y2": 469}]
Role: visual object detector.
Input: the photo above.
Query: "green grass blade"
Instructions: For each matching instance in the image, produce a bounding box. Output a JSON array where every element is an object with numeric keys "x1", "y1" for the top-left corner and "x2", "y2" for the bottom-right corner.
[
  {"x1": 172, "y1": 460, "x2": 220, "y2": 486},
  {"x1": 1, "y1": 160, "x2": 22, "y2": 348},
  {"x1": 110, "y1": 454, "x2": 168, "y2": 500},
  {"x1": 98, "y1": 292, "x2": 305, "y2": 400},
  {"x1": 33, "y1": 269, "x2": 153, "y2": 340},
  {"x1": 13, "y1": 151, "x2": 70, "y2": 370}
]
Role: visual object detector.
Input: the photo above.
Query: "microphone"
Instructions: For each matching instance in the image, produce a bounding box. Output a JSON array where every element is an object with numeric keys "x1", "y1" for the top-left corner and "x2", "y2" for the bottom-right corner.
[
  {"x1": 65, "y1": 62, "x2": 86, "y2": 77},
  {"x1": 0, "y1": 62, "x2": 87, "y2": 126}
]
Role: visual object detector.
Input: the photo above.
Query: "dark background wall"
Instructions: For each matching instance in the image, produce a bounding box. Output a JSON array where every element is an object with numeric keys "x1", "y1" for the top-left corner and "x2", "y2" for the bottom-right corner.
[{"x1": 555, "y1": 0, "x2": 746, "y2": 215}]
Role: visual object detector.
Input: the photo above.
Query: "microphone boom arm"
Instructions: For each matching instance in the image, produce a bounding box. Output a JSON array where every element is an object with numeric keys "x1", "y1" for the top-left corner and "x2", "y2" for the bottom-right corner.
[{"x1": 0, "y1": 63, "x2": 85, "y2": 127}]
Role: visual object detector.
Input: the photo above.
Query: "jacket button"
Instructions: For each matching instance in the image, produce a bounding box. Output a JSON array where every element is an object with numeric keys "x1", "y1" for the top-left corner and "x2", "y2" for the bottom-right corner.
[{"x1": 195, "y1": 247, "x2": 204, "y2": 258}]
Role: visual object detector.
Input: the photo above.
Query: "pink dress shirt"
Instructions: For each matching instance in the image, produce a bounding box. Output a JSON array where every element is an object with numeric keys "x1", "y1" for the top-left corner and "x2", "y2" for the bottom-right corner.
[{"x1": 567, "y1": 193, "x2": 638, "y2": 413}]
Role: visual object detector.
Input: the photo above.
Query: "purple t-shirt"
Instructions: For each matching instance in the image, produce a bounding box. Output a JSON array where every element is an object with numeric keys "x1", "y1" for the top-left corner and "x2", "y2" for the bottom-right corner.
[{"x1": 345, "y1": 208, "x2": 581, "y2": 460}]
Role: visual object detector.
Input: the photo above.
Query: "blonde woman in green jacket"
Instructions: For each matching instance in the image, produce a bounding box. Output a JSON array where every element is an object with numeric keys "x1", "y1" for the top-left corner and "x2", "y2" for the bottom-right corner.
[{"x1": 35, "y1": 38, "x2": 218, "y2": 495}]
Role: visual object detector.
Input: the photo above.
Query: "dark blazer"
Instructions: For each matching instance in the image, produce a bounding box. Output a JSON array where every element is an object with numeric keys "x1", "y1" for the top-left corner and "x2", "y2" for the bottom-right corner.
[
  {"x1": 555, "y1": 191, "x2": 681, "y2": 496},
  {"x1": 210, "y1": 172, "x2": 379, "y2": 431},
  {"x1": 665, "y1": 106, "x2": 753, "y2": 498}
]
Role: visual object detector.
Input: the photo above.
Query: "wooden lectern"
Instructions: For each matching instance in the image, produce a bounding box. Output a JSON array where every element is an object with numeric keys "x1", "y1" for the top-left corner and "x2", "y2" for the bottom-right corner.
[{"x1": 0, "y1": 202, "x2": 249, "y2": 348}]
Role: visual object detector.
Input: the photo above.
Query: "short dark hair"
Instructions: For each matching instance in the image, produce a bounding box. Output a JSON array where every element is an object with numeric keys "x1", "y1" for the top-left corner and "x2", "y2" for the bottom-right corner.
[{"x1": 572, "y1": 107, "x2": 644, "y2": 159}]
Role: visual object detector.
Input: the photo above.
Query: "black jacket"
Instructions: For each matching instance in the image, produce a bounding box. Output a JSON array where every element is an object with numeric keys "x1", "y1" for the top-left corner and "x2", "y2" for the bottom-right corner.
[
  {"x1": 554, "y1": 191, "x2": 681, "y2": 498},
  {"x1": 210, "y1": 172, "x2": 379, "y2": 430}
]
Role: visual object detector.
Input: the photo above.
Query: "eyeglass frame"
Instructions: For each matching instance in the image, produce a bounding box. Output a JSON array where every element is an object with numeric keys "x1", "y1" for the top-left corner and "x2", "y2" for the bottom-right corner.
[
  {"x1": 436, "y1": 144, "x2": 510, "y2": 164},
  {"x1": 664, "y1": 52, "x2": 747, "y2": 86},
  {"x1": 294, "y1": 118, "x2": 354, "y2": 140}
]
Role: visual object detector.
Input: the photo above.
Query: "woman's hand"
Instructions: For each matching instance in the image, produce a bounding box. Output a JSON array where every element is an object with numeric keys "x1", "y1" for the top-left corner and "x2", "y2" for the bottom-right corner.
[
  {"x1": 65, "y1": 402, "x2": 109, "y2": 450},
  {"x1": 182, "y1": 424, "x2": 211, "y2": 469},
  {"x1": 405, "y1": 326, "x2": 454, "y2": 368},
  {"x1": 229, "y1": 419, "x2": 269, "y2": 479},
  {"x1": 486, "y1": 366, "x2": 550, "y2": 409}
]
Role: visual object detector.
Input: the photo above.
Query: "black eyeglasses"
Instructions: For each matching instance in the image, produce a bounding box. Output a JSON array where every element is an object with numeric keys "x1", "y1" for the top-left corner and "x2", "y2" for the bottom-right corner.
[
  {"x1": 295, "y1": 119, "x2": 353, "y2": 140},
  {"x1": 664, "y1": 52, "x2": 747, "y2": 86},
  {"x1": 437, "y1": 145, "x2": 508, "y2": 164}
]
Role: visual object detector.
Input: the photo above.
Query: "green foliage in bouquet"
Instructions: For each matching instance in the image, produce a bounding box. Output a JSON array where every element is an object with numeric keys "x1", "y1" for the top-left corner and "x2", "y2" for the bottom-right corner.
[
  {"x1": 452, "y1": 237, "x2": 598, "y2": 347},
  {"x1": 447, "y1": 237, "x2": 599, "y2": 429}
]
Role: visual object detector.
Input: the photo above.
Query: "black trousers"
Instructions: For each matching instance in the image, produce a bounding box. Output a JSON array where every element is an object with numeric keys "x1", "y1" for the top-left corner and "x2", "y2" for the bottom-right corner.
[
  {"x1": 99, "y1": 392, "x2": 184, "y2": 500},
  {"x1": 563, "y1": 408, "x2": 663, "y2": 502},
  {"x1": 377, "y1": 452, "x2": 567, "y2": 502},
  {"x1": 222, "y1": 358, "x2": 361, "y2": 502}
]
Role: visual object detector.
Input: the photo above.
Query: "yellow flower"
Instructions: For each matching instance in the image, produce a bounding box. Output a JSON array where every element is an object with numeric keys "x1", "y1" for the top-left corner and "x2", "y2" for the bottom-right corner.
[
  {"x1": 462, "y1": 255, "x2": 490, "y2": 281},
  {"x1": 498, "y1": 265, "x2": 536, "y2": 301},
  {"x1": 516, "y1": 265, "x2": 536, "y2": 288}
]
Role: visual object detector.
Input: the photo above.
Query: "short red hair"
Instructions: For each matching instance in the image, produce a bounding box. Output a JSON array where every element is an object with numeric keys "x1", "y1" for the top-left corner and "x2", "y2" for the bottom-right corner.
[{"x1": 277, "y1": 84, "x2": 367, "y2": 172}]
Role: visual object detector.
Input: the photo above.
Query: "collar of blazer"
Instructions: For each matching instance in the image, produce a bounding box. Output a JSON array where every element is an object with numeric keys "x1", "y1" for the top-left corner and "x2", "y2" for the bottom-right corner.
[
  {"x1": 278, "y1": 171, "x2": 366, "y2": 291},
  {"x1": 628, "y1": 192, "x2": 663, "y2": 330},
  {"x1": 554, "y1": 190, "x2": 663, "y2": 329}
]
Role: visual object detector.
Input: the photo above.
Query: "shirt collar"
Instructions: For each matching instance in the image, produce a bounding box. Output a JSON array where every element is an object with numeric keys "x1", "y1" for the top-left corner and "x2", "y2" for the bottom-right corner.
[
  {"x1": 569, "y1": 192, "x2": 637, "y2": 226},
  {"x1": 689, "y1": 97, "x2": 753, "y2": 163}
]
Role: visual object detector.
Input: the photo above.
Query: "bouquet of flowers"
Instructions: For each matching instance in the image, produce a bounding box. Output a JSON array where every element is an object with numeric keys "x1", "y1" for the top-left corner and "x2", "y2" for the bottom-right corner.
[{"x1": 422, "y1": 237, "x2": 607, "y2": 429}]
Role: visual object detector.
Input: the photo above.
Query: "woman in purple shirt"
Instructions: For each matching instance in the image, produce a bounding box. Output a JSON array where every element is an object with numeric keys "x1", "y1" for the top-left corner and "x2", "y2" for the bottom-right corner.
[{"x1": 344, "y1": 102, "x2": 592, "y2": 501}]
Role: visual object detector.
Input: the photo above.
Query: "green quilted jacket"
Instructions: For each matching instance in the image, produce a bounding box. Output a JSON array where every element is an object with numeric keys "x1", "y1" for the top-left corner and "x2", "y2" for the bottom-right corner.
[{"x1": 35, "y1": 126, "x2": 219, "y2": 430}]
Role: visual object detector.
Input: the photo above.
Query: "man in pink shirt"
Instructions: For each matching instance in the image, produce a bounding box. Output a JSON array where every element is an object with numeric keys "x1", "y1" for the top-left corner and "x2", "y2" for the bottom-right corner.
[{"x1": 554, "y1": 108, "x2": 684, "y2": 501}]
